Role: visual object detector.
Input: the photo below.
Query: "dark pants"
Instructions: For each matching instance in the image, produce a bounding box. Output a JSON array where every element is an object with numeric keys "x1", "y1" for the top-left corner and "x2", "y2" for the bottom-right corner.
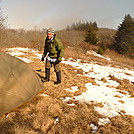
[{"x1": 45, "y1": 59, "x2": 60, "y2": 72}]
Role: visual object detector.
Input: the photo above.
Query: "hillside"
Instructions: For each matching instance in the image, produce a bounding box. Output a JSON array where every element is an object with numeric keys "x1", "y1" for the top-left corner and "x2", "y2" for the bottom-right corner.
[{"x1": 0, "y1": 47, "x2": 134, "y2": 134}]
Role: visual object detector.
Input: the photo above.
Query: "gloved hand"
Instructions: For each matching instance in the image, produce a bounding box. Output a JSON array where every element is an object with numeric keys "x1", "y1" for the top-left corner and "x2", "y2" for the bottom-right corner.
[{"x1": 41, "y1": 56, "x2": 44, "y2": 61}]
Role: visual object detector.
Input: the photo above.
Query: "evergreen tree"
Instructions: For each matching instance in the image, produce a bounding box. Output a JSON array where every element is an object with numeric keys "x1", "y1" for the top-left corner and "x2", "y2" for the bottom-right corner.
[
  {"x1": 97, "y1": 42, "x2": 107, "y2": 55},
  {"x1": 84, "y1": 25, "x2": 99, "y2": 45},
  {"x1": 114, "y1": 14, "x2": 134, "y2": 58},
  {"x1": 66, "y1": 21, "x2": 98, "y2": 31}
]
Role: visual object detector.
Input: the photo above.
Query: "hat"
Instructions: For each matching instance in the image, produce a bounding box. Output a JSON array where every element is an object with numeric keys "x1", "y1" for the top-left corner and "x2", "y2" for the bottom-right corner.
[{"x1": 46, "y1": 28, "x2": 54, "y2": 34}]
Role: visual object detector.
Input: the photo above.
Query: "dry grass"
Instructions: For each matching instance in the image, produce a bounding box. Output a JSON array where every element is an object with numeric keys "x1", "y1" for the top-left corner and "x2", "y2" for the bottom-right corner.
[
  {"x1": 64, "y1": 46, "x2": 134, "y2": 72},
  {"x1": 97, "y1": 115, "x2": 134, "y2": 134},
  {"x1": 105, "y1": 49, "x2": 134, "y2": 68},
  {"x1": 57, "y1": 29, "x2": 134, "y2": 69},
  {"x1": 0, "y1": 29, "x2": 134, "y2": 133},
  {"x1": 56, "y1": 30, "x2": 84, "y2": 47},
  {"x1": 109, "y1": 75, "x2": 134, "y2": 97},
  {"x1": 117, "y1": 83, "x2": 134, "y2": 97},
  {"x1": 0, "y1": 97, "x2": 102, "y2": 134},
  {"x1": 0, "y1": 54, "x2": 134, "y2": 134}
]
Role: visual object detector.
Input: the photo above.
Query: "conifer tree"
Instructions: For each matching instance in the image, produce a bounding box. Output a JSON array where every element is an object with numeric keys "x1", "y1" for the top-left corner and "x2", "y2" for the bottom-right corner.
[
  {"x1": 84, "y1": 25, "x2": 99, "y2": 45},
  {"x1": 114, "y1": 14, "x2": 134, "y2": 58},
  {"x1": 66, "y1": 21, "x2": 98, "y2": 31},
  {"x1": 97, "y1": 42, "x2": 107, "y2": 55}
]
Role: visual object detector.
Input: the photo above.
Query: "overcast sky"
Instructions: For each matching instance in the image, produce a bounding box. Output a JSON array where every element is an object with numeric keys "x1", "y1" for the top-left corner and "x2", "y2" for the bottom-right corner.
[{"x1": 0, "y1": 0, "x2": 134, "y2": 30}]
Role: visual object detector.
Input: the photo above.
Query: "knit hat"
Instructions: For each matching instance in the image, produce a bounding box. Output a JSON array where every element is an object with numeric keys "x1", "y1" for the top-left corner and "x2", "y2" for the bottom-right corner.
[{"x1": 46, "y1": 28, "x2": 54, "y2": 34}]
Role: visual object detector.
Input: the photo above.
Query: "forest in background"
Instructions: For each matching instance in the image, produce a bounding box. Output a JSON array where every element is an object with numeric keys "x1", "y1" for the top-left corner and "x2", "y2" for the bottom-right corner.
[{"x1": 1, "y1": 8, "x2": 134, "y2": 59}]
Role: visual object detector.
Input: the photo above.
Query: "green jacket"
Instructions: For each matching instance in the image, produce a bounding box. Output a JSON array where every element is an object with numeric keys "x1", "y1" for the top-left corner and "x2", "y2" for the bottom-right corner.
[{"x1": 43, "y1": 34, "x2": 64, "y2": 61}]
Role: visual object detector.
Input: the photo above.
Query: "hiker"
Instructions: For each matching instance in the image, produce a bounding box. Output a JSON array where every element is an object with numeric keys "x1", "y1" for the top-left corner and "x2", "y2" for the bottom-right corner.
[{"x1": 41, "y1": 28, "x2": 64, "y2": 84}]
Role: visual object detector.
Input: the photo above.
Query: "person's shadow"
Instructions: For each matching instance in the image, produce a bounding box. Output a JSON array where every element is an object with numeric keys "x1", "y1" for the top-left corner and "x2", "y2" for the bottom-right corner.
[
  {"x1": 35, "y1": 69, "x2": 55, "y2": 83},
  {"x1": 35, "y1": 69, "x2": 45, "y2": 79}
]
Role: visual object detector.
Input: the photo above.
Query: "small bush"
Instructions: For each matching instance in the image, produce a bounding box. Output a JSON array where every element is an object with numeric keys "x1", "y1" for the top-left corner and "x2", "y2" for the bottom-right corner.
[
  {"x1": 97, "y1": 48, "x2": 104, "y2": 55},
  {"x1": 97, "y1": 43, "x2": 107, "y2": 55}
]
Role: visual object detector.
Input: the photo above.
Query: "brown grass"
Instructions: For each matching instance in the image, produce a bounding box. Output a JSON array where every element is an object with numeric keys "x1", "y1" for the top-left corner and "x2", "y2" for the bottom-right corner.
[
  {"x1": 105, "y1": 49, "x2": 134, "y2": 68},
  {"x1": 109, "y1": 75, "x2": 134, "y2": 97},
  {"x1": 0, "y1": 29, "x2": 134, "y2": 133},
  {"x1": 117, "y1": 83, "x2": 134, "y2": 97},
  {"x1": 0, "y1": 91, "x2": 101, "y2": 134},
  {"x1": 0, "y1": 53, "x2": 133, "y2": 134},
  {"x1": 96, "y1": 115, "x2": 134, "y2": 134}
]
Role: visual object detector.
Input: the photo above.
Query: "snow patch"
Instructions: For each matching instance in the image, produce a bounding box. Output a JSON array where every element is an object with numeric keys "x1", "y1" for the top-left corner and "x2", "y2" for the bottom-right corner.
[
  {"x1": 87, "y1": 51, "x2": 111, "y2": 61},
  {"x1": 98, "y1": 118, "x2": 110, "y2": 125},
  {"x1": 4, "y1": 47, "x2": 42, "y2": 63},
  {"x1": 17, "y1": 57, "x2": 33, "y2": 63},
  {"x1": 65, "y1": 86, "x2": 79, "y2": 92},
  {"x1": 62, "y1": 58, "x2": 134, "y2": 82},
  {"x1": 90, "y1": 123, "x2": 98, "y2": 133}
]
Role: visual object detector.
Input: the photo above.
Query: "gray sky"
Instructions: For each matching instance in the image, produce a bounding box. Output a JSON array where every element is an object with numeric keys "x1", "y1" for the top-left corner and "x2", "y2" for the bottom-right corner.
[{"x1": 0, "y1": 0, "x2": 134, "y2": 30}]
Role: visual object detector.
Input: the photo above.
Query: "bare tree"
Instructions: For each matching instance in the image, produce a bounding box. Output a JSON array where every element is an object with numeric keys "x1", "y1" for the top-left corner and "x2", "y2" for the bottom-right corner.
[
  {"x1": 0, "y1": 8, "x2": 9, "y2": 47},
  {"x1": 0, "y1": 8, "x2": 9, "y2": 29}
]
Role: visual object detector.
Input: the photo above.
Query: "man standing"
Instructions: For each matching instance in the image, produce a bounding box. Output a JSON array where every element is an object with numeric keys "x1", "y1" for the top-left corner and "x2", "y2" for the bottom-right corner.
[{"x1": 41, "y1": 28, "x2": 64, "y2": 84}]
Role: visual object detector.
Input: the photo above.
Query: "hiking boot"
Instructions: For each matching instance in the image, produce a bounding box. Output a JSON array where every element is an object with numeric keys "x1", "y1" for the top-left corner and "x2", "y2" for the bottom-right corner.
[
  {"x1": 54, "y1": 81, "x2": 61, "y2": 84},
  {"x1": 42, "y1": 68, "x2": 50, "y2": 82},
  {"x1": 54, "y1": 71, "x2": 61, "y2": 85},
  {"x1": 41, "y1": 77, "x2": 49, "y2": 82}
]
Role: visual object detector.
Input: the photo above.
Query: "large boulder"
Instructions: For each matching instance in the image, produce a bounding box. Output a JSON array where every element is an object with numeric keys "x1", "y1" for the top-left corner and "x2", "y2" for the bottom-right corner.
[{"x1": 0, "y1": 52, "x2": 44, "y2": 116}]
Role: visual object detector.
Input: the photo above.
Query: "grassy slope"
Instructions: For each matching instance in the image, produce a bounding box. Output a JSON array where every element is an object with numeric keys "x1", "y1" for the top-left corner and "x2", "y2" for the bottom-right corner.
[{"x1": 0, "y1": 48, "x2": 134, "y2": 134}]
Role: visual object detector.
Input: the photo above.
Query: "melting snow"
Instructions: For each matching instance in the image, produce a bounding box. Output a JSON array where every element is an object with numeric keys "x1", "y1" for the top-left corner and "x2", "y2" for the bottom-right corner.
[
  {"x1": 4, "y1": 47, "x2": 42, "y2": 63},
  {"x1": 62, "y1": 58, "x2": 134, "y2": 118},
  {"x1": 17, "y1": 57, "x2": 33, "y2": 63},
  {"x1": 98, "y1": 118, "x2": 110, "y2": 125},
  {"x1": 90, "y1": 123, "x2": 98, "y2": 133},
  {"x1": 65, "y1": 86, "x2": 79, "y2": 92},
  {"x1": 87, "y1": 50, "x2": 111, "y2": 61},
  {"x1": 4, "y1": 47, "x2": 134, "y2": 123},
  {"x1": 54, "y1": 117, "x2": 59, "y2": 124},
  {"x1": 62, "y1": 58, "x2": 134, "y2": 82}
]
